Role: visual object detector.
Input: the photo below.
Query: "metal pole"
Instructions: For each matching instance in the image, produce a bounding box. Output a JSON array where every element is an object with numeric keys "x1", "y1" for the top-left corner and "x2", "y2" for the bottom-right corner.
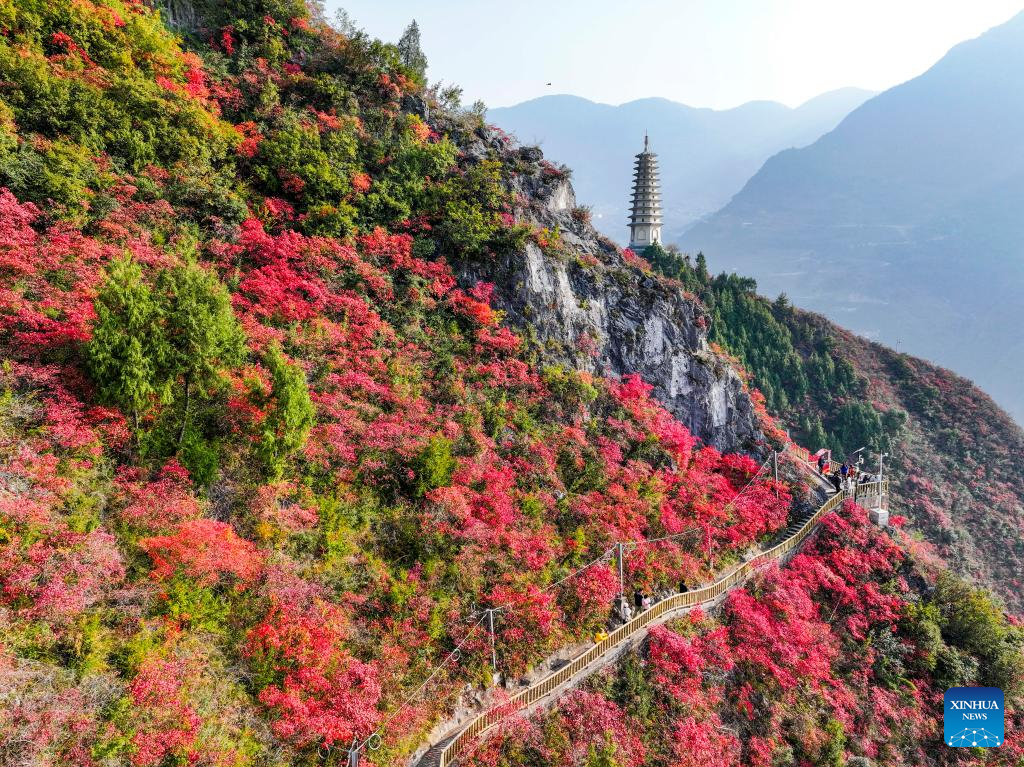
[
  {"x1": 348, "y1": 740, "x2": 359, "y2": 767},
  {"x1": 486, "y1": 609, "x2": 497, "y2": 672},
  {"x1": 616, "y1": 542, "x2": 625, "y2": 599},
  {"x1": 772, "y1": 451, "x2": 779, "y2": 496}
]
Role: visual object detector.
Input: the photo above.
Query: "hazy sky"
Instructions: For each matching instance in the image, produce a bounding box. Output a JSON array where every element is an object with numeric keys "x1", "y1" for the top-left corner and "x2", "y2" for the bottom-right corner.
[{"x1": 324, "y1": 0, "x2": 1024, "y2": 109}]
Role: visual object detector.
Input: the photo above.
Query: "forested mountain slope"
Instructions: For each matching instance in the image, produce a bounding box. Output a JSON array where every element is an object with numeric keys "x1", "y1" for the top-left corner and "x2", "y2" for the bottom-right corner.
[
  {"x1": 470, "y1": 504, "x2": 1024, "y2": 767},
  {"x1": 0, "y1": 0, "x2": 1018, "y2": 765}
]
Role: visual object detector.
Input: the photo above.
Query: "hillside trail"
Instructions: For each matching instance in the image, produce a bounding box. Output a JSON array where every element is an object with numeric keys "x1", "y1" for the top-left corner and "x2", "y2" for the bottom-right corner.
[{"x1": 408, "y1": 454, "x2": 885, "y2": 767}]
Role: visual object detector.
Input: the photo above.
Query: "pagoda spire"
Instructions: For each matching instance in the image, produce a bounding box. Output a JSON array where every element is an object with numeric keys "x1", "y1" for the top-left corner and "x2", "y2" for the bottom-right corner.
[{"x1": 628, "y1": 134, "x2": 662, "y2": 252}]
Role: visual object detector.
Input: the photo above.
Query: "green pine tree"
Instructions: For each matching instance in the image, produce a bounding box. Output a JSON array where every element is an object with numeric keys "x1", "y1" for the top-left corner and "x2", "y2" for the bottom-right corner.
[
  {"x1": 157, "y1": 263, "x2": 246, "y2": 445},
  {"x1": 397, "y1": 20, "x2": 428, "y2": 81},
  {"x1": 258, "y1": 342, "x2": 316, "y2": 480},
  {"x1": 695, "y1": 251, "x2": 710, "y2": 284},
  {"x1": 87, "y1": 257, "x2": 167, "y2": 431}
]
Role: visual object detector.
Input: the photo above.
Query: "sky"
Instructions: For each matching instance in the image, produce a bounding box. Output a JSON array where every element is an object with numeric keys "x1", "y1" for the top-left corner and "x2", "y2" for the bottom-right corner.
[{"x1": 323, "y1": 0, "x2": 1024, "y2": 109}]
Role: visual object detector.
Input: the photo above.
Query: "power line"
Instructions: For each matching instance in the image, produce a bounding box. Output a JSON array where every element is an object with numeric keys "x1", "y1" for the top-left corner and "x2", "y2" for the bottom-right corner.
[
  {"x1": 538, "y1": 547, "x2": 616, "y2": 593},
  {"x1": 355, "y1": 614, "x2": 487, "y2": 755}
]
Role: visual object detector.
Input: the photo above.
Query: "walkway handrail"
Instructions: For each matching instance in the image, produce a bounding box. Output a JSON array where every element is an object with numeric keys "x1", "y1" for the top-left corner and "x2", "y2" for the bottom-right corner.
[{"x1": 435, "y1": 480, "x2": 888, "y2": 766}]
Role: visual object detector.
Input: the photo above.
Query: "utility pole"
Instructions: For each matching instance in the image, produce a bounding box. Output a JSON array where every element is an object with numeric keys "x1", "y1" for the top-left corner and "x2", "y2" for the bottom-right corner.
[
  {"x1": 485, "y1": 609, "x2": 498, "y2": 673},
  {"x1": 772, "y1": 450, "x2": 779, "y2": 496},
  {"x1": 616, "y1": 542, "x2": 625, "y2": 600}
]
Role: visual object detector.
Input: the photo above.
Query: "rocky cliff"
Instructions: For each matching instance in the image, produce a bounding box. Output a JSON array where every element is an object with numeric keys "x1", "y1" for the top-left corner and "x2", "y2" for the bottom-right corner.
[{"x1": 453, "y1": 134, "x2": 764, "y2": 454}]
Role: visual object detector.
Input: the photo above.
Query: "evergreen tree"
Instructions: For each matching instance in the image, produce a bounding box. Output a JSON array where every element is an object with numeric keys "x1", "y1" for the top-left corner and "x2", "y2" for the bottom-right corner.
[
  {"x1": 258, "y1": 342, "x2": 316, "y2": 480},
  {"x1": 333, "y1": 7, "x2": 359, "y2": 36},
  {"x1": 88, "y1": 257, "x2": 167, "y2": 430},
  {"x1": 89, "y1": 259, "x2": 245, "y2": 454},
  {"x1": 157, "y1": 263, "x2": 246, "y2": 444},
  {"x1": 695, "y1": 251, "x2": 710, "y2": 284},
  {"x1": 397, "y1": 20, "x2": 428, "y2": 81}
]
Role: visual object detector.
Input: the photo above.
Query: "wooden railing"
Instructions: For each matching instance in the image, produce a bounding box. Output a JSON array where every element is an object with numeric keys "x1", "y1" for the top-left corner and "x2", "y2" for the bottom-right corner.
[{"x1": 435, "y1": 480, "x2": 888, "y2": 766}]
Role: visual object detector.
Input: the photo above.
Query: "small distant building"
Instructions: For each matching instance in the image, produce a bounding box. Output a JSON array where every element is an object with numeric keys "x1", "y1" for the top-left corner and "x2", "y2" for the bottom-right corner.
[{"x1": 628, "y1": 134, "x2": 663, "y2": 252}]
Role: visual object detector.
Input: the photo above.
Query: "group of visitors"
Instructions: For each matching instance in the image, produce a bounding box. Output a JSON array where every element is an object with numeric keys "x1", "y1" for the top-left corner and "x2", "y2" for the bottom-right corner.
[
  {"x1": 816, "y1": 451, "x2": 878, "y2": 493},
  {"x1": 594, "y1": 580, "x2": 694, "y2": 643}
]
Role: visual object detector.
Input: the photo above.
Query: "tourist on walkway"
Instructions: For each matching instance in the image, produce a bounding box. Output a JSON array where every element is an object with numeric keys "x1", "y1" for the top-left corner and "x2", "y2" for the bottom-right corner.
[
  {"x1": 594, "y1": 628, "x2": 609, "y2": 643},
  {"x1": 679, "y1": 580, "x2": 689, "y2": 594},
  {"x1": 817, "y1": 453, "x2": 827, "y2": 474},
  {"x1": 642, "y1": 595, "x2": 652, "y2": 611},
  {"x1": 633, "y1": 590, "x2": 644, "y2": 611},
  {"x1": 620, "y1": 600, "x2": 633, "y2": 622}
]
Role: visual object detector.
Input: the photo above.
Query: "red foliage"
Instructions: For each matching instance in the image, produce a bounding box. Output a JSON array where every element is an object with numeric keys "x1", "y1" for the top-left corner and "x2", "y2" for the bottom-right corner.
[
  {"x1": 487, "y1": 583, "x2": 561, "y2": 676},
  {"x1": 252, "y1": 481, "x2": 319, "y2": 534},
  {"x1": 0, "y1": 529, "x2": 124, "y2": 626},
  {"x1": 114, "y1": 461, "x2": 204, "y2": 533},
  {"x1": 671, "y1": 715, "x2": 741, "y2": 767},
  {"x1": 128, "y1": 658, "x2": 202, "y2": 767},
  {"x1": 725, "y1": 574, "x2": 839, "y2": 692},
  {"x1": 140, "y1": 519, "x2": 263, "y2": 588},
  {"x1": 350, "y1": 171, "x2": 371, "y2": 194},
  {"x1": 558, "y1": 690, "x2": 646, "y2": 767},
  {"x1": 247, "y1": 598, "x2": 382, "y2": 747}
]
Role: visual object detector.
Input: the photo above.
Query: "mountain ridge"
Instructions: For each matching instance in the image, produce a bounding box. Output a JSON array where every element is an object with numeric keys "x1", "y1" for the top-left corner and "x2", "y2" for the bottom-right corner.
[{"x1": 487, "y1": 86, "x2": 875, "y2": 237}]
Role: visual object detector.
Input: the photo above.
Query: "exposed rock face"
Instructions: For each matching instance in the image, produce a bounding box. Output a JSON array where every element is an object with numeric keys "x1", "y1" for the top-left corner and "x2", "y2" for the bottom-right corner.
[
  {"x1": 456, "y1": 135, "x2": 764, "y2": 453},
  {"x1": 154, "y1": 0, "x2": 200, "y2": 32}
]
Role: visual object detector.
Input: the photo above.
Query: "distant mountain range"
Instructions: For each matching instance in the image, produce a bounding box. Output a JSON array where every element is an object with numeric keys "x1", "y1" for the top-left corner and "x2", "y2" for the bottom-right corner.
[
  {"x1": 487, "y1": 88, "x2": 875, "y2": 238},
  {"x1": 682, "y1": 10, "x2": 1024, "y2": 424}
]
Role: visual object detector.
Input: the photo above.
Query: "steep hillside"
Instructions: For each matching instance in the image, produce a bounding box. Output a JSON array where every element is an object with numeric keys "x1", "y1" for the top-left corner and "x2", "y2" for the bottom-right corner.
[
  {"x1": 487, "y1": 89, "x2": 873, "y2": 241},
  {"x1": 682, "y1": 10, "x2": 1024, "y2": 423},
  {"x1": 643, "y1": 244, "x2": 1024, "y2": 612},
  {"x1": 0, "y1": 1, "x2": 1019, "y2": 765}
]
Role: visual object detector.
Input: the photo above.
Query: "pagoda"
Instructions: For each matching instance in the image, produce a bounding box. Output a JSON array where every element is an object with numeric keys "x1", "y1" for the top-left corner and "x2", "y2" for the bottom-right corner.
[{"x1": 627, "y1": 134, "x2": 663, "y2": 252}]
